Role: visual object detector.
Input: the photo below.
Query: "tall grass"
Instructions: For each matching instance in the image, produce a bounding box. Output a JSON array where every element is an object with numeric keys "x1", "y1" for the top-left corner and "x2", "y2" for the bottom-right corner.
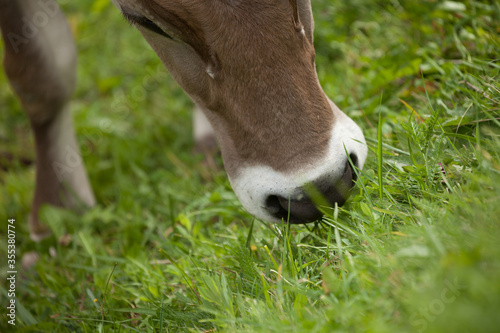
[{"x1": 1, "y1": 0, "x2": 499, "y2": 332}]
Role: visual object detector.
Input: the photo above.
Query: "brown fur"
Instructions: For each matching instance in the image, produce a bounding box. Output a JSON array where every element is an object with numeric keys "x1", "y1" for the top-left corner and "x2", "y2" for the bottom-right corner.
[{"x1": 124, "y1": 0, "x2": 334, "y2": 175}]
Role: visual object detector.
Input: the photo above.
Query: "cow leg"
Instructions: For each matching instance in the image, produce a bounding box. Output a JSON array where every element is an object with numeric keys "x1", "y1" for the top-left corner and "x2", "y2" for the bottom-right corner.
[
  {"x1": 0, "y1": 0, "x2": 95, "y2": 241},
  {"x1": 193, "y1": 105, "x2": 217, "y2": 154},
  {"x1": 193, "y1": 104, "x2": 220, "y2": 174}
]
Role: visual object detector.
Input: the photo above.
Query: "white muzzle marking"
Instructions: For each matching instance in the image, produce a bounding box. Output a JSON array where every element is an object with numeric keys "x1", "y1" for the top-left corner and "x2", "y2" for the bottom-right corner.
[{"x1": 229, "y1": 104, "x2": 367, "y2": 223}]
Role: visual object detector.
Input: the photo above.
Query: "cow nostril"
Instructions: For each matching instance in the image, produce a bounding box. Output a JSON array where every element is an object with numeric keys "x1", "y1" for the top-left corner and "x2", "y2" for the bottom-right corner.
[
  {"x1": 265, "y1": 195, "x2": 283, "y2": 216},
  {"x1": 265, "y1": 155, "x2": 359, "y2": 224}
]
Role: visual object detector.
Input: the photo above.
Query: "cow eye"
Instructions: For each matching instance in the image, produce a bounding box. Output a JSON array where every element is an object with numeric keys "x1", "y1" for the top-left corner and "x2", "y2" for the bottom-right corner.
[
  {"x1": 139, "y1": 18, "x2": 170, "y2": 38},
  {"x1": 124, "y1": 13, "x2": 172, "y2": 39}
]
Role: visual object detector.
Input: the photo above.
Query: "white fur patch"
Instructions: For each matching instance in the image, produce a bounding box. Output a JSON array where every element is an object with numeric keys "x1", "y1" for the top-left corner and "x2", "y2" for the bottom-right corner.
[{"x1": 206, "y1": 66, "x2": 215, "y2": 79}]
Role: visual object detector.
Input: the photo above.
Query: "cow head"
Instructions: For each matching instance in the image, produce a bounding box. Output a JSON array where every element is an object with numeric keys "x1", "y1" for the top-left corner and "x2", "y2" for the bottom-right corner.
[{"x1": 113, "y1": 0, "x2": 367, "y2": 223}]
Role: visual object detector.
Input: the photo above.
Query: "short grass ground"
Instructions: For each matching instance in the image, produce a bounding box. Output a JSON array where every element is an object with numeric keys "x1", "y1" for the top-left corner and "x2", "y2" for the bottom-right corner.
[{"x1": 1, "y1": 0, "x2": 499, "y2": 332}]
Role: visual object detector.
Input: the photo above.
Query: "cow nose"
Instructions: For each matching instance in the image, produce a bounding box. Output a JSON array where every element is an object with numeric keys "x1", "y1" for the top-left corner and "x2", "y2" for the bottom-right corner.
[{"x1": 265, "y1": 154, "x2": 358, "y2": 224}]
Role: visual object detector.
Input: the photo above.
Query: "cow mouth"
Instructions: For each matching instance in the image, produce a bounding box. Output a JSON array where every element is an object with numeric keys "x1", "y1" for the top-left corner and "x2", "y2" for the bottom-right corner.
[{"x1": 265, "y1": 154, "x2": 358, "y2": 224}]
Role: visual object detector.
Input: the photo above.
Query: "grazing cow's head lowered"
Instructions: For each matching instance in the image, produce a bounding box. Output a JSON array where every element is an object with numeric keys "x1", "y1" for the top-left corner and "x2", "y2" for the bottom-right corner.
[{"x1": 113, "y1": 0, "x2": 367, "y2": 223}]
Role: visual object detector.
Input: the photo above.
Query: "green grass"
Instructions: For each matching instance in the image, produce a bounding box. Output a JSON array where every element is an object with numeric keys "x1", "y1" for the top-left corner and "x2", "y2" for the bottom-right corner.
[{"x1": 1, "y1": 0, "x2": 500, "y2": 331}]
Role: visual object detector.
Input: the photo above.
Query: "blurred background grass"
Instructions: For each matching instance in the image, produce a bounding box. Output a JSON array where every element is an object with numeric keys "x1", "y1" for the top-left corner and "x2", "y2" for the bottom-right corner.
[{"x1": 1, "y1": 0, "x2": 499, "y2": 331}]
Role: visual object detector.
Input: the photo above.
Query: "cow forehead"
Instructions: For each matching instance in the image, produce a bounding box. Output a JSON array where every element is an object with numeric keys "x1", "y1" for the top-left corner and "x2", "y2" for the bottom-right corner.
[
  {"x1": 116, "y1": 0, "x2": 306, "y2": 68},
  {"x1": 120, "y1": 0, "x2": 298, "y2": 38}
]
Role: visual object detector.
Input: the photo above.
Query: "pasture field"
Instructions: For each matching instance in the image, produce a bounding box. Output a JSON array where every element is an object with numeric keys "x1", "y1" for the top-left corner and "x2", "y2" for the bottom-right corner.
[{"x1": 1, "y1": 0, "x2": 499, "y2": 331}]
